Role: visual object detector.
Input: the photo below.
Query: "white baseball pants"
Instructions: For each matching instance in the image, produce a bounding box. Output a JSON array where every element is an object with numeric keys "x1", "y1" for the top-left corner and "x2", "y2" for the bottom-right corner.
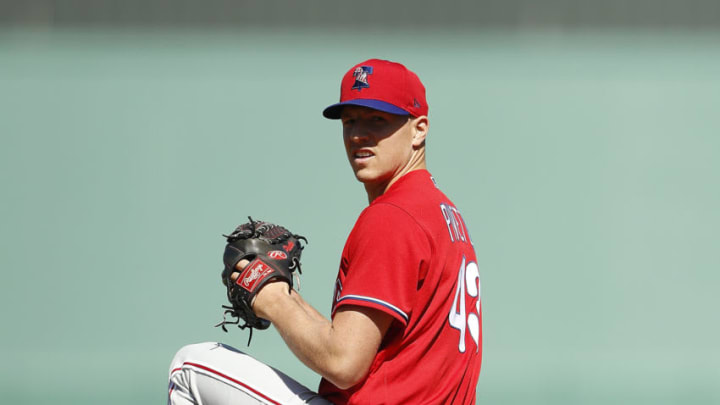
[{"x1": 168, "y1": 342, "x2": 333, "y2": 405}]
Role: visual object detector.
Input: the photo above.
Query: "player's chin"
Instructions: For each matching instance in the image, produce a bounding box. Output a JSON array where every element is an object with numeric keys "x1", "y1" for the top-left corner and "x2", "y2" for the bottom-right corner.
[
  {"x1": 354, "y1": 170, "x2": 389, "y2": 188},
  {"x1": 352, "y1": 168, "x2": 374, "y2": 183}
]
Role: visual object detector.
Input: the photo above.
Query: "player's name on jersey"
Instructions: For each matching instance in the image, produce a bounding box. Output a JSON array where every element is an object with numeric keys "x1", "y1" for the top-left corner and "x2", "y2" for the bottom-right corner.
[{"x1": 440, "y1": 203, "x2": 471, "y2": 245}]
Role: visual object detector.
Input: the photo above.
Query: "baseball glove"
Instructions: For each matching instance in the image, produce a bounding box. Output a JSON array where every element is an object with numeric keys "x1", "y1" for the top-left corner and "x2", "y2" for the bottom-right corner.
[{"x1": 215, "y1": 217, "x2": 306, "y2": 344}]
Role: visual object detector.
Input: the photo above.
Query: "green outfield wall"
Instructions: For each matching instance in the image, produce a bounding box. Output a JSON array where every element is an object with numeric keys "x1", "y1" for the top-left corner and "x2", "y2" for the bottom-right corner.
[{"x1": 1, "y1": 27, "x2": 719, "y2": 404}]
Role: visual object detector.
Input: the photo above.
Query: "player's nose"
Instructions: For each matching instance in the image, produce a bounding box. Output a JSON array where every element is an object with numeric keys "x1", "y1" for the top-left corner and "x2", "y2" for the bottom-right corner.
[{"x1": 344, "y1": 127, "x2": 370, "y2": 144}]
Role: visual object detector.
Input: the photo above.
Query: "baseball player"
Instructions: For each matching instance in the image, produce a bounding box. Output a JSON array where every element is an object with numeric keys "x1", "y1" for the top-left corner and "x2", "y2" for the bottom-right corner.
[{"x1": 168, "y1": 59, "x2": 482, "y2": 404}]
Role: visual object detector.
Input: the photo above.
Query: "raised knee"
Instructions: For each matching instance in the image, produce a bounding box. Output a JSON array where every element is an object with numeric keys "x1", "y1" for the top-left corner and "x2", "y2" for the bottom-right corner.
[{"x1": 169, "y1": 342, "x2": 220, "y2": 372}]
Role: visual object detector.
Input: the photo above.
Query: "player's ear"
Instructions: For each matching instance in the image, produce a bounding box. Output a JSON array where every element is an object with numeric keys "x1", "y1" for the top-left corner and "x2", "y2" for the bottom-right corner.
[{"x1": 411, "y1": 116, "x2": 428, "y2": 147}]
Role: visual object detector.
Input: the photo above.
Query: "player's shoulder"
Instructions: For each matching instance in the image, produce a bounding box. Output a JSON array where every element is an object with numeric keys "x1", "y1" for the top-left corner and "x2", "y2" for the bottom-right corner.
[
  {"x1": 379, "y1": 170, "x2": 455, "y2": 214},
  {"x1": 355, "y1": 177, "x2": 435, "y2": 232},
  {"x1": 356, "y1": 200, "x2": 419, "y2": 230},
  {"x1": 349, "y1": 200, "x2": 432, "y2": 256}
]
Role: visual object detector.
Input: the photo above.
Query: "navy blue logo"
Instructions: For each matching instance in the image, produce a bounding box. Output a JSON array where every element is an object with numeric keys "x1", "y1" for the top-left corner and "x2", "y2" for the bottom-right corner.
[{"x1": 351, "y1": 66, "x2": 373, "y2": 91}]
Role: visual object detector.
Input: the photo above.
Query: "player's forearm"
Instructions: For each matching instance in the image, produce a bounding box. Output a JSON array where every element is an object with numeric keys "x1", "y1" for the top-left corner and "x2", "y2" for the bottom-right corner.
[{"x1": 254, "y1": 284, "x2": 370, "y2": 388}]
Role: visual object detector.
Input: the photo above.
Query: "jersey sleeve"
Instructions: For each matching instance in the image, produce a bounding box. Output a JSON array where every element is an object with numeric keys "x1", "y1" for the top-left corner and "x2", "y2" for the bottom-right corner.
[{"x1": 333, "y1": 203, "x2": 431, "y2": 326}]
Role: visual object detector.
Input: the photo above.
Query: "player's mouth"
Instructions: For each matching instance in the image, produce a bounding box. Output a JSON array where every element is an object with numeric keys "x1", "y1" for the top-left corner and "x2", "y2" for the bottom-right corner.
[{"x1": 353, "y1": 149, "x2": 374, "y2": 162}]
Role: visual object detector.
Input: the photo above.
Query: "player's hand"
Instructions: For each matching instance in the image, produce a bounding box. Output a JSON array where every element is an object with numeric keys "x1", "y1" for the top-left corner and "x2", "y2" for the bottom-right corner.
[{"x1": 232, "y1": 259, "x2": 290, "y2": 317}]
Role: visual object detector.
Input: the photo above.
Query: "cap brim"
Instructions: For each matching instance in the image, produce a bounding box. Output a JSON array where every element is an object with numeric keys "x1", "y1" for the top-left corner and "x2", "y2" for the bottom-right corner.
[{"x1": 322, "y1": 99, "x2": 410, "y2": 119}]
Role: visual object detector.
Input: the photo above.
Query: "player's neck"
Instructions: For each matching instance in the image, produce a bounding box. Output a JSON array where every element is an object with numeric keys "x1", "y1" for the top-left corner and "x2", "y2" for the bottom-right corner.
[{"x1": 365, "y1": 152, "x2": 426, "y2": 203}]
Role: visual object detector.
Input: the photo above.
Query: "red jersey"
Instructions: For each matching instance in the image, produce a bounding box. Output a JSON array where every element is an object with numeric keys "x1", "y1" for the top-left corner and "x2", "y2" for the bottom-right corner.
[{"x1": 319, "y1": 170, "x2": 482, "y2": 405}]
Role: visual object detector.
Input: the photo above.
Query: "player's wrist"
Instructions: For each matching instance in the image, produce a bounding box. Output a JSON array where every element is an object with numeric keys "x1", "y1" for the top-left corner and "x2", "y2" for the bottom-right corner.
[{"x1": 253, "y1": 280, "x2": 291, "y2": 319}]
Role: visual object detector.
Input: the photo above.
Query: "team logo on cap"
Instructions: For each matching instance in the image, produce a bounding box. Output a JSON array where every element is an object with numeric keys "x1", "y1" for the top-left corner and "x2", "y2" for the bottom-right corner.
[{"x1": 351, "y1": 66, "x2": 373, "y2": 91}]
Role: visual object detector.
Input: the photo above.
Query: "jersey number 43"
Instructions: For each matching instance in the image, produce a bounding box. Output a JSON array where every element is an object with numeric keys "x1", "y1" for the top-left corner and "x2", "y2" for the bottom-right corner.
[{"x1": 448, "y1": 256, "x2": 481, "y2": 353}]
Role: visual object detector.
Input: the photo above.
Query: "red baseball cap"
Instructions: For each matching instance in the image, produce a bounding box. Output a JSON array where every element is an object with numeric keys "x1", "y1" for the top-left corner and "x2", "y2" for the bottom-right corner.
[{"x1": 323, "y1": 59, "x2": 428, "y2": 119}]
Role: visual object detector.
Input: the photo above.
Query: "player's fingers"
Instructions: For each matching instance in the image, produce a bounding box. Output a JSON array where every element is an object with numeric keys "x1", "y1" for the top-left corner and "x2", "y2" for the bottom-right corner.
[
  {"x1": 230, "y1": 259, "x2": 250, "y2": 283},
  {"x1": 235, "y1": 259, "x2": 250, "y2": 271}
]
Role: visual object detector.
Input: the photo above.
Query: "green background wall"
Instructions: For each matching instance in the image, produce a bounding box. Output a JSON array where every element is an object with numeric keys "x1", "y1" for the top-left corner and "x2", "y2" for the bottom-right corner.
[{"x1": 1, "y1": 25, "x2": 719, "y2": 404}]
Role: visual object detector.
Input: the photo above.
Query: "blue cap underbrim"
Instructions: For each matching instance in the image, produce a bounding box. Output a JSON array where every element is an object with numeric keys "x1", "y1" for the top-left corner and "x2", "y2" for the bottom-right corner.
[{"x1": 322, "y1": 99, "x2": 410, "y2": 119}]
